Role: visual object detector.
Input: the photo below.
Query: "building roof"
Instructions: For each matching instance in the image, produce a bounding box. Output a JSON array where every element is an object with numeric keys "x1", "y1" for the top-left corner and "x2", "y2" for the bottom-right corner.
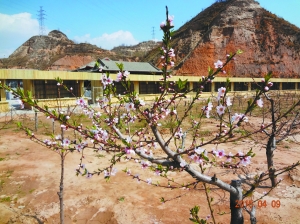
[{"x1": 75, "y1": 58, "x2": 162, "y2": 74}]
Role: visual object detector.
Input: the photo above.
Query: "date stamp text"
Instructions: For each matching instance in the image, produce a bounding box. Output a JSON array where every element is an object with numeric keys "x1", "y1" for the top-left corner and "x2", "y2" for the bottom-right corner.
[{"x1": 235, "y1": 200, "x2": 281, "y2": 209}]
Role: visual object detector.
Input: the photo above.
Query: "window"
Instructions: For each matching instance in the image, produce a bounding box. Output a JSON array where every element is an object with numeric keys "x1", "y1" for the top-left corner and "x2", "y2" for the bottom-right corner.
[
  {"x1": 234, "y1": 82, "x2": 248, "y2": 91},
  {"x1": 251, "y1": 82, "x2": 260, "y2": 90},
  {"x1": 139, "y1": 82, "x2": 160, "y2": 94},
  {"x1": 272, "y1": 82, "x2": 280, "y2": 90},
  {"x1": 214, "y1": 82, "x2": 226, "y2": 91},
  {"x1": 193, "y1": 82, "x2": 212, "y2": 92},
  {"x1": 282, "y1": 82, "x2": 295, "y2": 90},
  {"x1": 114, "y1": 81, "x2": 134, "y2": 95},
  {"x1": 34, "y1": 80, "x2": 79, "y2": 99}
]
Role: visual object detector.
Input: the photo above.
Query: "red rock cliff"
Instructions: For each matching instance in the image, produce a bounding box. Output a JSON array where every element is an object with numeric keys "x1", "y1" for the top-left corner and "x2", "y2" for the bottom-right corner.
[{"x1": 146, "y1": 0, "x2": 300, "y2": 78}]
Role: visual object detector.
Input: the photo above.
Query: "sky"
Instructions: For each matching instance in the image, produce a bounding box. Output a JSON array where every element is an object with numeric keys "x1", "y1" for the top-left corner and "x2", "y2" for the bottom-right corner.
[{"x1": 1, "y1": 0, "x2": 300, "y2": 58}]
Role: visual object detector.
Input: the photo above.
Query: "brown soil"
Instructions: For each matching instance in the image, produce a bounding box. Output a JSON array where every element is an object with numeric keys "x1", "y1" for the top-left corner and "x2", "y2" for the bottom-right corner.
[{"x1": 0, "y1": 114, "x2": 300, "y2": 224}]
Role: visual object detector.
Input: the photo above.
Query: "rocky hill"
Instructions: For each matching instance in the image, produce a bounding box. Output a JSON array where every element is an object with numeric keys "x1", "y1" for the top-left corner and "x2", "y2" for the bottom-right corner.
[
  {"x1": 144, "y1": 0, "x2": 300, "y2": 78},
  {"x1": 4, "y1": 30, "x2": 105, "y2": 70},
  {"x1": 2, "y1": 31, "x2": 162, "y2": 71},
  {"x1": 111, "y1": 40, "x2": 162, "y2": 58}
]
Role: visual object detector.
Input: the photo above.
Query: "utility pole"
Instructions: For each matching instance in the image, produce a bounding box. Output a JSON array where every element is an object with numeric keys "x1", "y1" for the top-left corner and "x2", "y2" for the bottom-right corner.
[
  {"x1": 37, "y1": 6, "x2": 46, "y2": 36},
  {"x1": 152, "y1": 27, "x2": 155, "y2": 41}
]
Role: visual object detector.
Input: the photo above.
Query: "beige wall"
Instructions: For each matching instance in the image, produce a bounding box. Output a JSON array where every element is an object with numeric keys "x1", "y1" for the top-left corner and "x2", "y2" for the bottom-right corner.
[
  {"x1": 78, "y1": 80, "x2": 84, "y2": 97},
  {"x1": 0, "y1": 69, "x2": 102, "y2": 80},
  {"x1": 22, "y1": 80, "x2": 34, "y2": 97},
  {"x1": 133, "y1": 81, "x2": 139, "y2": 94},
  {"x1": 91, "y1": 80, "x2": 103, "y2": 103},
  {"x1": 2, "y1": 69, "x2": 300, "y2": 83},
  {"x1": 0, "y1": 102, "x2": 9, "y2": 112},
  {"x1": 35, "y1": 98, "x2": 86, "y2": 109},
  {"x1": 0, "y1": 79, "x2": 5, "y2": 101}
]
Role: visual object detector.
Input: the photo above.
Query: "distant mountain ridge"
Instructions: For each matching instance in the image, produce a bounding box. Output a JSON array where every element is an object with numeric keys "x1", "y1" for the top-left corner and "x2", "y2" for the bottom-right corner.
[
  {"x1": 111, "y1": 40, "x2": 162, "y2": 58},
  {"x1": 2, "y1": 30, "x2": 158, "y2": 71}
]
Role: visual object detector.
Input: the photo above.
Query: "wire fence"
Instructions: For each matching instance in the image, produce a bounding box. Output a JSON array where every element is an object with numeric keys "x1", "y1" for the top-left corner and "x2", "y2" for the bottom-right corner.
[
  {"x1": 1, "y1": 90, "x2": 299, "y2": 135},
  {"x1": 0, "y1": 101, "x2": 90, "y2": 134},
  {"x1": 0, "y1": 107, "x2": 36, "y2": 131}
]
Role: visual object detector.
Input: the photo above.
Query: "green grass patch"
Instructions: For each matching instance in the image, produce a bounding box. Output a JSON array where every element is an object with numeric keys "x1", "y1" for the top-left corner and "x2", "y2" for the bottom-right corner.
[
  {"x1": 198, "y1": 130, "x2": 212, "y2": 136},
  {"x1": 5, "y1": 170, "x2": 14, "y2": 178},
  {"x1": 233, "y1": 129, "x2": 250, "y2": 136},
  {"x1": 118, "y1": 196, "x2": 125, "y2": 202},
  {"x1": 163, "y1": 120, "x2": 178, "y2": 130},
  {"x1": 17, "y1": 190, "x2": 26, "y2": 196},
  {"x1": 0, "y1": 196, "x2": 11, "y2": 202},
  {"x1": 0, "y1": 180, "x2": 5, "y2": 188}
]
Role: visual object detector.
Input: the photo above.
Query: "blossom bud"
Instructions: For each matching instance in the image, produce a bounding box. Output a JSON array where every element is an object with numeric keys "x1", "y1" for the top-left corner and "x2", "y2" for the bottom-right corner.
[
  {"x1": 160, "y1": 21, "x2": 166, "y2": 28},
  {"x1": 168, "y1": 15, "x2": 174, "y2": 23},
  {"x1": 264, "y1": 86, "x2": 269, "y2": 92}
]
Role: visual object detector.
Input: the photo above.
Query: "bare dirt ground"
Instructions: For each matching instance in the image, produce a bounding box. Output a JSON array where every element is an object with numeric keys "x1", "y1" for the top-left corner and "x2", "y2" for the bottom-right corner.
[{"x1": 0, "y1": 112, "x2": 300, "y2": 224}]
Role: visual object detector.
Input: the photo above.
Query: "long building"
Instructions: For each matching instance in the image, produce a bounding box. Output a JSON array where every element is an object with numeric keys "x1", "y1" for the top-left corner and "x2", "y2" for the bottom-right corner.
[{"x1": 0, "y1": 58, "x2": 299, "y2": 111}]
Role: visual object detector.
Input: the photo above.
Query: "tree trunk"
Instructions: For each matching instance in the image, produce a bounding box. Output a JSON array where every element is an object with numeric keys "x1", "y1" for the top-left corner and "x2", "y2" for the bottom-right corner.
[
  {"x1": 57, "y1": 153, "x2": 65, "y2": 224},
  {"x1": 266, "y1": 135, "x2": 276, "y2": 187},
  {"x1": 266, "y1": 97, "x2": 277, "y2": 187},
  {"x1": 230, "y1": 180, "x2": 244, "y2": 224},
  {"x1": 249, "y1": 205, "x2": 257, "y2": 224}
]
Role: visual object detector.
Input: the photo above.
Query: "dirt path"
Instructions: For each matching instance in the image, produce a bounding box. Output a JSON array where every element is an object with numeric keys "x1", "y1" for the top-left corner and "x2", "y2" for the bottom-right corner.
[{"x1": 0, "y1": 117, "x2": 300, "y2": 224}]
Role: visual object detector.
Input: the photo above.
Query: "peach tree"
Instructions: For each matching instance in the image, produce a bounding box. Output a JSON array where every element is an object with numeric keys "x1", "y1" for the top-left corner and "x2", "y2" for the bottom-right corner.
[{"x1": 1, "y1": 6, "x2": 300, "y2": 224}]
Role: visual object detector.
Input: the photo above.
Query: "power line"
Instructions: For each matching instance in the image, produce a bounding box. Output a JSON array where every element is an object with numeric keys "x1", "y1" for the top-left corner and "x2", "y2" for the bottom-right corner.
[{"x1": 37, "y1": 6, "x2": 46, "y2": 36}]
